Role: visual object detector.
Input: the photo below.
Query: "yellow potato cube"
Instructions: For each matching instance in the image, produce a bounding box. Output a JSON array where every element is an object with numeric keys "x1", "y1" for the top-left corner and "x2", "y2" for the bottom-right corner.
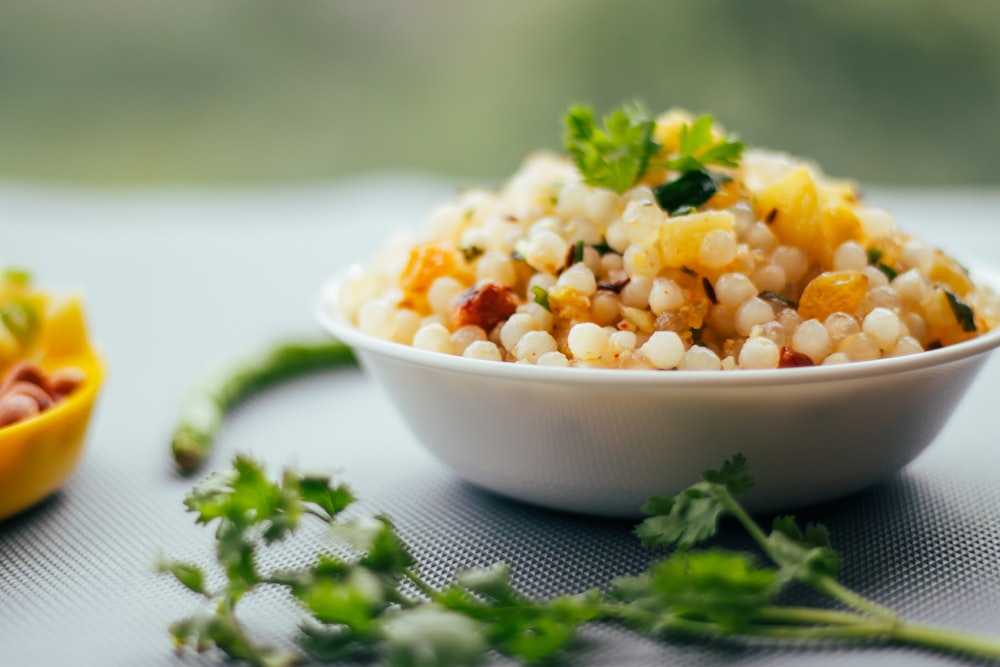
[
  {"x1": 659, "y1": 210, "x2": 735, "y2": 269},
  {"x1": 928, "y1": 251, "x2": 974, "y2": 297},
  {"x1": 548, "y1": 285, "x2": 591, "y2": 323},
  {"x1": 820, "y1": 201, "x2": 865, "y2": 260},
  {"x1": 753, "y1": 166, "x2": 825, "y2": 264}
]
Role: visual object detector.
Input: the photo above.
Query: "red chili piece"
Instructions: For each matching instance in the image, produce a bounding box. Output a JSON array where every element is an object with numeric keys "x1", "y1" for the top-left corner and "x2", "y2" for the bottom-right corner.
[
  {"x1": 451, "y1": 282, "x2": 518, "y2": 333},
  {"x1": 779, "y1": 347, "x2": 815, "y2": 368}
]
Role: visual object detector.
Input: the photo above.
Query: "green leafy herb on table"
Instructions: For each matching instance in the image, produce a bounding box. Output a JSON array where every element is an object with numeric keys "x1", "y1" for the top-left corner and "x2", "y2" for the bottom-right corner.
[
  {"x1": 159, "y1": 456, "x2": 598, "y2": 667},
  {"x1": 160, "y1": 455, "x2": 1000, "y2": 666}
]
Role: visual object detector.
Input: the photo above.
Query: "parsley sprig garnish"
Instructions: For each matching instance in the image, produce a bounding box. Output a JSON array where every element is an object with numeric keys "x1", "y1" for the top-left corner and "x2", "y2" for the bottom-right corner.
[
  {"x1": 665, "y1": 113, "x2": 744, "y2": 173},
  {"x1": 563, "y1": 103, "x2": 658, "y2": 194},
  {"x1": 653, "y1": 113, "x2": 744, "y2": 213},
  {"x1": 562, "y1": 104, "x2": 745, "y2": 214},
  {"x1": 160, "y1": 455, "x2": 1000, "y2": 666}
]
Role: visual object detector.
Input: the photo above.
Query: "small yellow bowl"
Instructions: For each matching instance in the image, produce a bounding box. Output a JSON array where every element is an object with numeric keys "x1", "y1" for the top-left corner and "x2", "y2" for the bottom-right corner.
[{"x1": 0, "y1": 351, "x2": 104, "y2": 520}]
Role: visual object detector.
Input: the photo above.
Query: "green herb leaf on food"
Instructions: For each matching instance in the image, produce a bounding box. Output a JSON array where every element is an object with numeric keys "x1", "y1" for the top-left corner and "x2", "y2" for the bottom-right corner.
[
  {"x1": 945, "y1": 290, "x2": 977, "y2": 332},
  {"x1": 531, "y1": 285, "x2": 551, "y2": 312},
  {"x1": 563, "y1": 104, "x2": 658, "y2": 194},
  {"x1": 866, "y1": 248, "x2": 898, "y2": 280},
  {"x1": 666, "y1": 114, "x2": 745, "y2": 173},
  {"x1": 653, "y1": 168, "x2": 720, "y2": 214},
  {"x1": 461, "y1": 246, "x2": 484, "y2": 263}
]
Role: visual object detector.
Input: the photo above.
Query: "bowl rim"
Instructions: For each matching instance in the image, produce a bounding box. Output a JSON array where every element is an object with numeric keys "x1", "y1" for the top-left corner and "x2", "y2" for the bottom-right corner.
[{"x1": 316, "y1": 264, "x2": 1000, "y2": 388}]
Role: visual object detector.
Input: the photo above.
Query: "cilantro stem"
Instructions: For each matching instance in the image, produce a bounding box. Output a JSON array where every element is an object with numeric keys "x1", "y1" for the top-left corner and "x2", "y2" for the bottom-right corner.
[
  {"x1": 739, "y1": 618, "x2": 1000, "y2": 659},
  {"x1": 751, "y1": 606, "x2": 877, "y2": 627},
  {"x1": 892, "y1": 621, "x2": 1000, "y2": 660},
  {"x1": 599, "y1": 603, "x2": 878, "y2": 646},
  {"x1": 402, "y1": 567, "x2": 442, "y2": 602},
  {"x1": 713, "y1": 487, "x2": 770, "y2": 551},
  {"x1": 811, "y1": 577, "x2": 897, "y2": 623},
  {"x1": 303, "y1": 507, "x2": 333, "y2": 522},
  {"x1": 714, "y1": 487, "x2": 897, "y2": 623},
  {"x1": 602, "y1": 602, "x2": 1000, "y2": 660}
]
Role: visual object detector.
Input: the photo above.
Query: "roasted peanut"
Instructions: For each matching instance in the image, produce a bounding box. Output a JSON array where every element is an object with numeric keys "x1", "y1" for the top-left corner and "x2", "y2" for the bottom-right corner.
[
  {"x1": 5, "y1": 381, "x2": 54, "y2": 410},
  {"x1": 46, "y1": 366, "x2": 86, "y2": 399},
  {"x1": 0, "y1": 393, "x2": 40, "y2": 427},
  {"x1": 0, "y1": 360, "x2": 45, "y2": 395},
  {"x1": 0, "y1": 361, "x2": 85, "y2": 429}
]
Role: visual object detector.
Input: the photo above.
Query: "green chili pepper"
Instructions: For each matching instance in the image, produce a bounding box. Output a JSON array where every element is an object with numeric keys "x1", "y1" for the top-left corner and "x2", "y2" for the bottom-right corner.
[{"x1": 171, "y1": 339, "x2": 357, "y2": 474}]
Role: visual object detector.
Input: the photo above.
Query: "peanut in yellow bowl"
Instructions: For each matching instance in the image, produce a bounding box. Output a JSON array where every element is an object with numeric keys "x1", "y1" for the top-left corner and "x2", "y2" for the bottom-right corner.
[
  {"x1": 0, "y1": 351, "x2": 103, "y2": 520},
  {"x1": 0, "y1": 272, "x2": 104, "y2": 521}
]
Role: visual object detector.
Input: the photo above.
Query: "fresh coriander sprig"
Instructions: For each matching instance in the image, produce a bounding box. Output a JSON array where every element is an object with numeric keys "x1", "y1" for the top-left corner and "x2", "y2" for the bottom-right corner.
[
  {"x1": 653, "y1": 113, "x2": 744, "y2": 213},
  {"x1": 161, "y1": 455, "x2": 1000, "y2": 666},
  {"x1": 563, "y1": 103, "x2": 658, "y2": 194},
  {"x1": 159, "y1": 456, "x2": 596, "y2": 667},
  {"x1": 664, "y1": 113, "x2": 744, "y2": 173},
  {"x1": 561, "y1": 104, "x2": 745, "y2": 214},
  {"x1": 621, "y1": 454, "x2": 1000, "y2": 658}
]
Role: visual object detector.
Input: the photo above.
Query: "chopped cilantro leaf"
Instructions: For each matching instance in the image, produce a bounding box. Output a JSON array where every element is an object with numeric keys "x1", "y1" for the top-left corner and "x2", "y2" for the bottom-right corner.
[
  {"x1": 531, "y1": 285, "x2": 551, "y2": 312},
  {"x1": 590, "y1": 239, "x2": 617, "y2": 256},
  {"x1": 866, "y1": 248, "x2": 898, "y2": 280},
  {"x1": 758, "y1": 291, "x2": 797, "y2": 311},
  {"x1": 653, "y1": 169, "x2": 719, "y2": 214},
  {"x1": 461, "y1": 246, "x2": 484, "y2": 263},
  {"x1": 945, "y1": 290, "x2": 977, "y2": 332},
  {"x1": 876, "y1": 263, "x2": 898, "y2": 280},
  {"x1": 666, "y1": 114, "x2": 744, "y2": 172}
]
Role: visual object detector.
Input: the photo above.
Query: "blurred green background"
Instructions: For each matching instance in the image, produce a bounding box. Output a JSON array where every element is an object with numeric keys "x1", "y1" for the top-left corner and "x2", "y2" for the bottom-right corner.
[{"x1": 1, "y1": 0, "x2": 998, "y2": 186}]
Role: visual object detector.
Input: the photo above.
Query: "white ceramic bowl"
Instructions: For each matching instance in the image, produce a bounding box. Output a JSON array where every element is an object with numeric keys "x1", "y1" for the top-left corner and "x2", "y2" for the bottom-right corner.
[{"x1": 317, "y1": 268, "x2": 1000, "y2": 517}]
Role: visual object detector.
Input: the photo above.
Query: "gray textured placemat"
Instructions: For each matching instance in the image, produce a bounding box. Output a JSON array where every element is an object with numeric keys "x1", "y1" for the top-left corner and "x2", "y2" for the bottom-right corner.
[
  {"x1": 3, "y1": 365, "x2": 999, "y2": 667},
  {"x1": 1, "y1": 182, "x2": 999, "y2": 666}
]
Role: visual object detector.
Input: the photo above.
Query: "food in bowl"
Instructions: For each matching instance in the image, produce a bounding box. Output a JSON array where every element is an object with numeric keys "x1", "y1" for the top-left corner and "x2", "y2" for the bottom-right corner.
[
  {"x1": 319, "y1": 104, "x2": 1000, "y2": 515},
  {"x1": 337, "y1": 105, "x2": 999, "y2": 370},
  {"x1": 0, "y1": 268, "x2": 103, "y2": 520}
]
